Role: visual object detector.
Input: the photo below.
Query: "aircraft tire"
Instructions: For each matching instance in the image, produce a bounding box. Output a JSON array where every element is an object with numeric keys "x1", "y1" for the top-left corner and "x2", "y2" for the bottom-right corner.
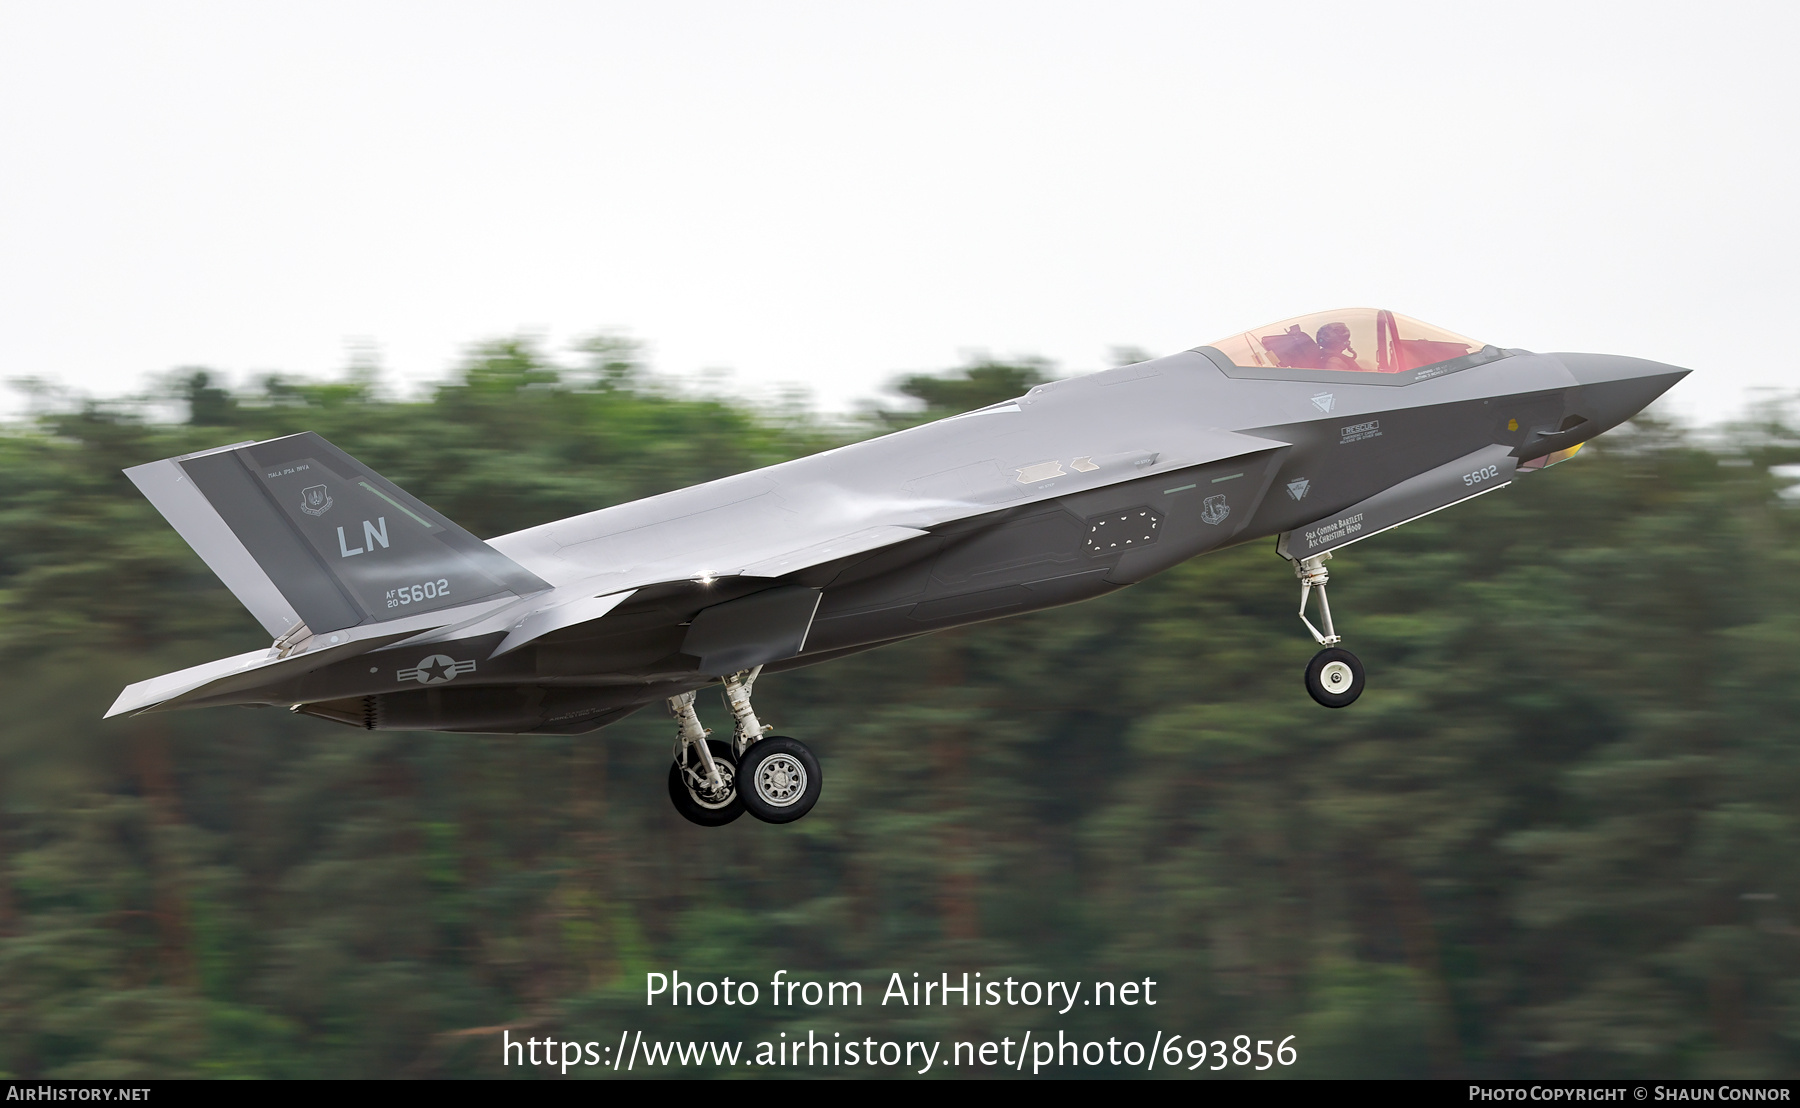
[
  {"x1": 1305, "y1": 647, "x2": 1365, "y2": 708},
  {"x1": 668, "y1": 739, "x2": 745, "y2": 826},
  {"x1": 738, "y1": 736, "x2": 822, "y2": 824}
]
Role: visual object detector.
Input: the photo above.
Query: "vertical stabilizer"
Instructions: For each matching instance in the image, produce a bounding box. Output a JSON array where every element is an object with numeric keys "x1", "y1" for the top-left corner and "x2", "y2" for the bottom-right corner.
[{"x1": 127, "y1": 432, "x2": 550, "y2": 636}]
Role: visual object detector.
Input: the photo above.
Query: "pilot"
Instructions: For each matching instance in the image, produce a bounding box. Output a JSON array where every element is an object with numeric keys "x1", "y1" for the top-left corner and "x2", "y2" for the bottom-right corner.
[
  {"x1": 1315, "y1": 322, "x2": 1363, "y2": 372},
  {"x1": 1264, "y1": 324, "x2": 1324, "y2": 368}
]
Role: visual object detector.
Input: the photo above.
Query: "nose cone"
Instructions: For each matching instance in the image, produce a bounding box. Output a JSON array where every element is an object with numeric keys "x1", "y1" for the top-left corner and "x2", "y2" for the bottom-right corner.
[{"x1": 1554, "y1": 353, "x2": 1691, "y2": 433}]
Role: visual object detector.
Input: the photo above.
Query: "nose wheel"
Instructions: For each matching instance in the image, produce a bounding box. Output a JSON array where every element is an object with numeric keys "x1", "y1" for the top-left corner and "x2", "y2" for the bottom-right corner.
[
  {"x1": 1305, "y1": 646, "x2": 1365, "y2": 708},
  {"x1": 1291, "y1": 552, "x2": 1367, "y2": 708}
]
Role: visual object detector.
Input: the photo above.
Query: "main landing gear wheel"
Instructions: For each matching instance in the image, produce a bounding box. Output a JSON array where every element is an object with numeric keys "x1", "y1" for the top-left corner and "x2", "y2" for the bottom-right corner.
[
  {"x1": 1305, "y1": 647, "x2": 1365, "y2": 709},
  {"x1": 738, "y1": 736, "x2": 822, "y2": 824},
  {"x1": 668, "y1": 739, "x2": 744, "y2": 826}
]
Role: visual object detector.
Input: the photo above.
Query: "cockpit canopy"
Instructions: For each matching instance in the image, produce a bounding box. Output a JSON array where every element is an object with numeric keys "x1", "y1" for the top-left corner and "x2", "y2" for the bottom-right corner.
[{"x1": 1208, "y1": 309, "x2": 1486, "y2": 374}]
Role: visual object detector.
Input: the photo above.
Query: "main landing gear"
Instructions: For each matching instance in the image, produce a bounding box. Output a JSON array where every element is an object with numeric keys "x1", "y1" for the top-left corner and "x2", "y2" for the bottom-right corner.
[
  {"x1": 665, "y1": 666, "x2": 822, "y2": 827},
  {"x1": 1295, "y1": 552, "x2": 1365, "y2": 709}
]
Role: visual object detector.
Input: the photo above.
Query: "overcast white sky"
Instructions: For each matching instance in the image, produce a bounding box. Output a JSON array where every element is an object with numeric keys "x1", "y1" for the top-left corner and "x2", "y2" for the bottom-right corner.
[{"x1": 1, "y1": 1, "x2": 1794, "y2": 422}]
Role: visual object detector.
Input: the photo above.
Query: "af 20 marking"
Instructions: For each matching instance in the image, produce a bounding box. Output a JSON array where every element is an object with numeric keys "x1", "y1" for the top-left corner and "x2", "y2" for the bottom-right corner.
[{"x1": 387, "y1": 578, "x2": 451, "y2": 608}]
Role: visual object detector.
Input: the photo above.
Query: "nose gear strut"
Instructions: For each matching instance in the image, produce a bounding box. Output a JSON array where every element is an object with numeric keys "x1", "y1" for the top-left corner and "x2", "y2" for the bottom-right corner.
[
  {"x1": 1289, "y1": 552, "x2": 1366, "y2": 708},
  {"x1": 1296, "y1": 553, "x2": 1340, "y2": 646}
]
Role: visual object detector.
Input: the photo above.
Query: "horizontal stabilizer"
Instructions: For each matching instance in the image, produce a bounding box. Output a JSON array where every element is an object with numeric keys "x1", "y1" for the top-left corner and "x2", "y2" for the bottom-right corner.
[
  {"x1": 103, "y1": 599, "x2": 509, "y2": 717},
  {"x1": 106, "y1": 634, "x2": 406, "y2": 718},
  {"x1": 107, "y1": 648, "x2": 283, "y2": 718}
]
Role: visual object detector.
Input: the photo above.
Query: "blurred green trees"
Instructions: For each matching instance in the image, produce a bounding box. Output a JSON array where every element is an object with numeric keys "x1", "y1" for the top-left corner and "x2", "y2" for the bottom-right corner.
[{"x1": 1, "y1": 340, "x2": 1797, "y2": 1078}]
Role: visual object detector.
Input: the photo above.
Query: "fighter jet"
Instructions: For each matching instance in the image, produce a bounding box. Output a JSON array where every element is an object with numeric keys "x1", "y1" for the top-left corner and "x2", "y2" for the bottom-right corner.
[{"x1": 108, "y1": 308, "x2": 1687, "y2": 826}]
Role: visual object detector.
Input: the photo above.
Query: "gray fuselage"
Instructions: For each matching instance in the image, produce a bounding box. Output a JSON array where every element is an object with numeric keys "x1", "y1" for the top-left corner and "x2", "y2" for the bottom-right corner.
[{"x1": 260, "y1": 345, "x2": 1682, "y2": 735}]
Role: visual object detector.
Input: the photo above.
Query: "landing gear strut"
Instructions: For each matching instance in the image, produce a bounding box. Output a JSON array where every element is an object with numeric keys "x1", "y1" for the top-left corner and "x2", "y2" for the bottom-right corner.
[
  {"x1": 666, "y1": 691, "x2": 742, "y2": 826},
  {"x1": 1294, "y1": 552, "x2": 1365, "y2": 708},
  {"x1": 665, "y1": 666, "x2": 822, "y2": 826}
]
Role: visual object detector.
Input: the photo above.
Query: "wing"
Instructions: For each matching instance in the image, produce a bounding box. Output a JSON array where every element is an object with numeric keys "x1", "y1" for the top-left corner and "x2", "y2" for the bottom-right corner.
[
  {"x1": 395, "y1": 523, "x2": 934, "y2": 658},
  {"x1": 456, "y1": 406, "x2": 1289, "y2": 657}
]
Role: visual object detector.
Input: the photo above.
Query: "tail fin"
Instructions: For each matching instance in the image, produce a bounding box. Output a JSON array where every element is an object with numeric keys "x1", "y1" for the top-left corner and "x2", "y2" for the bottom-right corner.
[{"x1": 127, "y1": 431, "x2": 550, "y2": 638}]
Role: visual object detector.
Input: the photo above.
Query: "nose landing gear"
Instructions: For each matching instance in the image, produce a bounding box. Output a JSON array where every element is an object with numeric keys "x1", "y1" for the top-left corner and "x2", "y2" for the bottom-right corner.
[
  {"x1": 665, "y1": 667, "x2": 822, "y2": 826},
  {"x1": 1295, "y1": 553, "x2": 1365, "y2": 708}
]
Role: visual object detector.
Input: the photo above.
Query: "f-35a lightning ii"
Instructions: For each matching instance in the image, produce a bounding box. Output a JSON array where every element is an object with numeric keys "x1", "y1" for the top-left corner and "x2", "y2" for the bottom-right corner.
[{"x1": 109, "y1": 309, "x2": 1688, "y2": 826}]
